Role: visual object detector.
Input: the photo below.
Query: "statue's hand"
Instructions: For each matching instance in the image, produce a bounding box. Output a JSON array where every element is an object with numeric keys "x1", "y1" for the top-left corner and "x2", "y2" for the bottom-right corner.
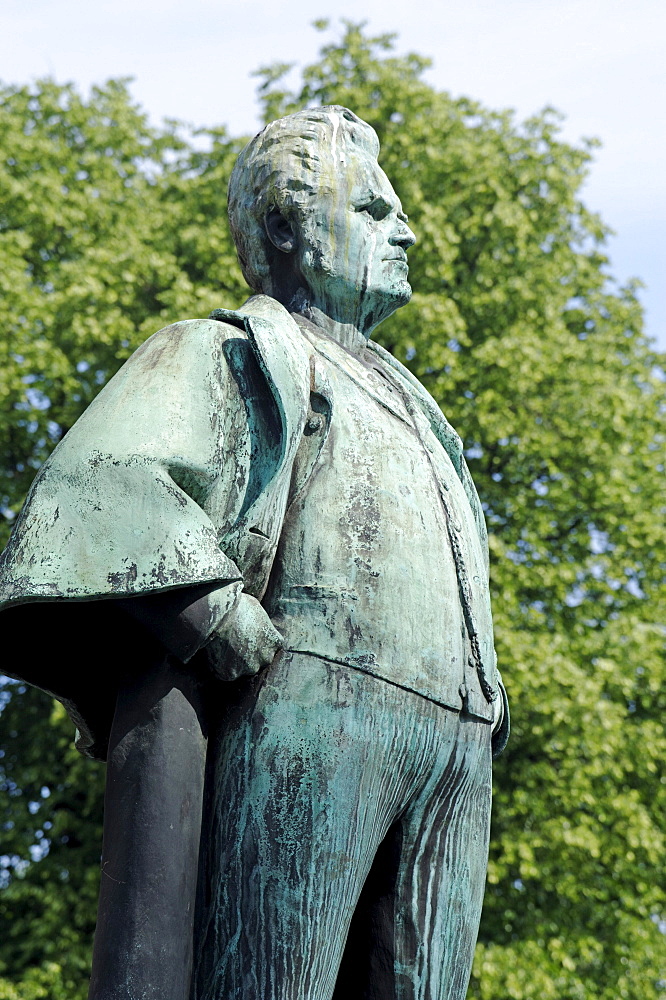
[{"x1": 206, "y1": 593, "x2": 285, "y2": 682}]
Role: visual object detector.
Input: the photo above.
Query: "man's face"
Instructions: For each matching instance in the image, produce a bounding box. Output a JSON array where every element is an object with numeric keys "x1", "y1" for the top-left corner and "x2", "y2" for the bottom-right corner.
[{"x1": 294, "y1": 146, "x2": 416, "y2": 331}]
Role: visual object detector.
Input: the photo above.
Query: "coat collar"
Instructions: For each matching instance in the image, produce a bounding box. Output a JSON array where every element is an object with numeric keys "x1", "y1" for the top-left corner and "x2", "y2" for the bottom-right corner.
[
  {"x1": 210, "y1": 296, "x2": 465, "y2": 480},
  {"x1": 211, "y1": 296, "x2": 311, "y2": 468}
]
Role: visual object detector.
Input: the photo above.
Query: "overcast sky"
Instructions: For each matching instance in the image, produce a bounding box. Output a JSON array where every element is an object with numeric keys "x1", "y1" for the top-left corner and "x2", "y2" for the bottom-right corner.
[{"x1": 2, "y1": 0, "x2": 664, "y2": 347}]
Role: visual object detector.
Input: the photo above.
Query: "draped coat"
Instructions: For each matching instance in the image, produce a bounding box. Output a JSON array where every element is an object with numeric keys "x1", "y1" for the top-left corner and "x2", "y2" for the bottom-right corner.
[{"x1": 0, "y1": 295, "x2": 507, "y2": 759}]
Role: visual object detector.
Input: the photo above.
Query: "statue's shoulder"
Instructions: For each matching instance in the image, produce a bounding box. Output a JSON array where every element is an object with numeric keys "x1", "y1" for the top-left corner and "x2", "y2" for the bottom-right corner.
[
  {"x1": 129, "y1": 296, "x2": 311, "y2": 380},
  {"x1": 128, "y1": 313, "x2": 248, "y2": 366},
  {"x1": 93, "y1": 313, "x2": 256, "y2": 412}
]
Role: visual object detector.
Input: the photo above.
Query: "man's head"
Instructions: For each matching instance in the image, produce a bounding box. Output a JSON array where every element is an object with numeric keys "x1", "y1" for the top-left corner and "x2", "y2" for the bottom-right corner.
[{"x1": 228, "y1": 106, "x2": 415, "y2": 336}]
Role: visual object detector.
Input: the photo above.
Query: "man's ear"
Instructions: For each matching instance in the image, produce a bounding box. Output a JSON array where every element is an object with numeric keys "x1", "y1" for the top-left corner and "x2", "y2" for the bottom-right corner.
[{"x1": 265, "y1": 208, "x2": 296, "y2": 253}]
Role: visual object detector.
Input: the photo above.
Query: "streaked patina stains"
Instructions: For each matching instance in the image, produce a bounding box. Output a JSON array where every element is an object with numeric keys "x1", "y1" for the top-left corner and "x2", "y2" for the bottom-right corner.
[{"x1": 0, "y1": 106, "x2": 508, "y2": 1000}]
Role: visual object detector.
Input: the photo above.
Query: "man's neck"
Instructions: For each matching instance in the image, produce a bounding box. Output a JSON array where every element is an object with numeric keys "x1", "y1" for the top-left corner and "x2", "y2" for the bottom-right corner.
[{"x1": 293, "y1": 304, "x2": 369, "y2": 357}]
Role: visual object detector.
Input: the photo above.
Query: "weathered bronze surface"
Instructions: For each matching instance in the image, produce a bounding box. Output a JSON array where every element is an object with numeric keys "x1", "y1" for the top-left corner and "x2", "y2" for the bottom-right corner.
[{"x1": 0, "y1": 106, "x2": 508, "y2": 1000}]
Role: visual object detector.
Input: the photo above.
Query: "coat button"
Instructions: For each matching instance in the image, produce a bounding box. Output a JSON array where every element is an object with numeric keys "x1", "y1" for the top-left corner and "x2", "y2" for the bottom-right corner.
[{"x1": 305, "y1": 414, "x2": 324, "y2": 434}]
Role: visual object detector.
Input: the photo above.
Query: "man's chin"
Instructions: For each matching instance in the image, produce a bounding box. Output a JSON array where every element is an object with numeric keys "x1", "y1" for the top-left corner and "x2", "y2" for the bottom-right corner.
[
  {"x1": 382, "y1": 280, "x2": 412, "y2": 311},
  {"x1": 363, "y1": 284, "x2": 412, "y2": 333},
  {"x1": 398, "y1": 280, "x2": 413, "y2": 305}
]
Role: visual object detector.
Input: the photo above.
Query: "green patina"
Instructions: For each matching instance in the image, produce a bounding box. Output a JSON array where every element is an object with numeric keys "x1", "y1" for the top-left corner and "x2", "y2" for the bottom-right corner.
[{"x1": 0, "y1": 106, "x2": 507, "y2": 1000}]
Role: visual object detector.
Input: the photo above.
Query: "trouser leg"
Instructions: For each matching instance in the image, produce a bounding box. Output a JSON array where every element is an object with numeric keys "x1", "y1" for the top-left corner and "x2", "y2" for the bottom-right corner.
[
  {"x1": 89, "y1": 656, "x2": 208, "y2": 1000},
  {"x1": 333, "y1": 711, "x2": 492, "y2": 1000},
  {"x1": 193, "y1": 654, "x2": 492, "y2": 1000},
  {"x1": 395, "y1": 713, "x2": 492, "y2": 1000},
  {"x1": 193, "y1": 654, "x2": 431, "y2": 1000}
]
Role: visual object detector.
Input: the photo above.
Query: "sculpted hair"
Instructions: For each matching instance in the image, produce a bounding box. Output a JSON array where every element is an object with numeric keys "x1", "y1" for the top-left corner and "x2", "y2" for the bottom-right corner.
[{"x1": 228, "y1": 106, "x2": 380, "y2": 294}]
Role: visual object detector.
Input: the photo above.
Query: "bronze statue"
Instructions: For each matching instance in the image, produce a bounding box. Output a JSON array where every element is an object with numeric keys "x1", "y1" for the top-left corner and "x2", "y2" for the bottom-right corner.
[{"x1": 0, "y1": 106, "x2": 508, "y2": 1000}]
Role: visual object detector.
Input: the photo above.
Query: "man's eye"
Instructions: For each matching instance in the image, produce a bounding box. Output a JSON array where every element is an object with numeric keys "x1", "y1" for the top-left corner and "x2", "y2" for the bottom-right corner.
[{"x1": 358, "y1": 199, "x2": 389, "y2": 220}]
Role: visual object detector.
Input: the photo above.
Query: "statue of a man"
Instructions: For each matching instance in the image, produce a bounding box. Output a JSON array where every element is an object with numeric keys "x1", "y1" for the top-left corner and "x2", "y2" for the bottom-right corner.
[{"x1": 0, "y1": 106, "x2": 508, "y2": 1000}]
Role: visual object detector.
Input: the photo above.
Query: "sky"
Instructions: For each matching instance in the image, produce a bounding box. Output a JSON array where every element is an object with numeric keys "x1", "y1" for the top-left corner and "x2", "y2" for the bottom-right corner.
[{"x1": 2, "y1": 0, "x2": 665, "y2": 348}]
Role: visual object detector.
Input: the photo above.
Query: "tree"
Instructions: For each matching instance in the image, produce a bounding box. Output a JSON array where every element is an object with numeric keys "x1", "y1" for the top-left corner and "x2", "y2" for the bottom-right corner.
[
  {"x1": 0, "y1": 78, "x2": 248, "y2": 546},
  {"x1": 1, "y1": 22, "x2": 665, "y2": 999},
  {"x1": 0, "y1": 77, "x2": 247, "y2": 999}
]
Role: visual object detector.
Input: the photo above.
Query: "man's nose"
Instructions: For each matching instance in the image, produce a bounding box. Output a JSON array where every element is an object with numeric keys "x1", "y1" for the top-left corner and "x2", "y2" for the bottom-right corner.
[{"x1": 390, "y1": 221, "x2": 416, "y2": 250}]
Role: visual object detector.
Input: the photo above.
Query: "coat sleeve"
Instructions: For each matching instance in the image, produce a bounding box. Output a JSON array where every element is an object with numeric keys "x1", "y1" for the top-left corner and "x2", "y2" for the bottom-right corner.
[
  {"x1": 0, "y1": 318, "x2": 278, "y2": 759},
  {"x1": 0, "y1": 318, "x2": 258, "y2": 611}
]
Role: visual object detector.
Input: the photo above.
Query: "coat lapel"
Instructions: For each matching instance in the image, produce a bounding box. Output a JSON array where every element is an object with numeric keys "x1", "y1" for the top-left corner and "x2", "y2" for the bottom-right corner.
[
  {"x1": 366, "y1": 339, "x2": 489, "y2": 555},
  {"x1": 366, "y1": 340, "x2": 464, "y2": 469}
]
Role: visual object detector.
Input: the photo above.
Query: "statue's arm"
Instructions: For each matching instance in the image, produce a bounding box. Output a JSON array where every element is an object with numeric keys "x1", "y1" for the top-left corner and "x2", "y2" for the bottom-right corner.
[
  {"x1": 99, "y1": 316, "x2": 287, "y2": 679},
  {"x1": 0, "y1": 316, "x2": 285, "y2": 679},
  {"x1": 0, "y1": 319, "x2": 248, "y2": 607}
]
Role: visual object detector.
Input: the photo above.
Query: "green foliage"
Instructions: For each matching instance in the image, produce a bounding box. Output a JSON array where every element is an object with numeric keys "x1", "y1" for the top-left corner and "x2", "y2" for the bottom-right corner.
[
  {"x1": 0, "y1": 687, "x2": 102, "y2": 995},
  {"x1": 0, "y1": 79, "x2": 247, "y2": 548},
  {"x1": 1, "y1": 23, "x2": 665, "y2": 999}
]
